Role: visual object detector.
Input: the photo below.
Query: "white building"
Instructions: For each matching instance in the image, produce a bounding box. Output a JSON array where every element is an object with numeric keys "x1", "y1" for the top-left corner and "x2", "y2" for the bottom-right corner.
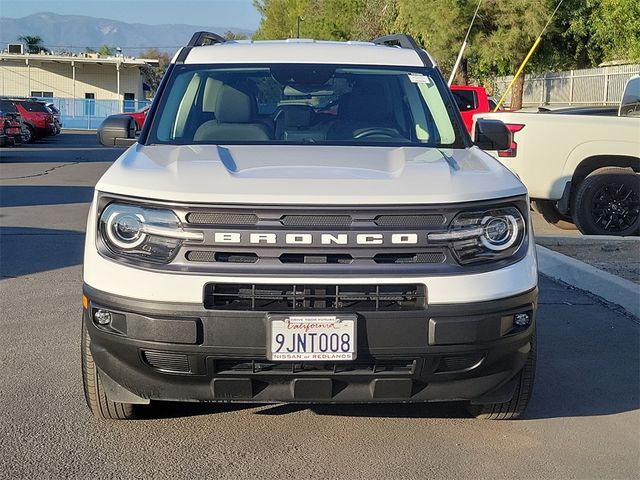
[{"x1": 0, "y1": 52, "x2": 158, "y2": 107}]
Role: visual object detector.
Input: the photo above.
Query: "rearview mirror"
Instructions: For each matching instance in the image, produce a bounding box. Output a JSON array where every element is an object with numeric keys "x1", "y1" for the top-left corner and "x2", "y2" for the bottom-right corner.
[
  {"x1": 97, "y1": 114, "x2": 136, "y2": 147},
  {"x1": 474, "y1": 119, "x2": 511, "y2": 151}
]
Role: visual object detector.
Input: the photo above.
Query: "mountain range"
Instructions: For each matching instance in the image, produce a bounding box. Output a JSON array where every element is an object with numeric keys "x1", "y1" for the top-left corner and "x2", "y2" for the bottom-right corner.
[{"x1": 0, "y1": 12, "x2": 253, "y2": 55}]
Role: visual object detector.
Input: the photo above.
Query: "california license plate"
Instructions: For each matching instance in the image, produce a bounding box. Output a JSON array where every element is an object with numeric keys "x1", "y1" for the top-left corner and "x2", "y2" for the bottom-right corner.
[{"x1": 267, "y1": 314, "x2": 357, "y2": 361}]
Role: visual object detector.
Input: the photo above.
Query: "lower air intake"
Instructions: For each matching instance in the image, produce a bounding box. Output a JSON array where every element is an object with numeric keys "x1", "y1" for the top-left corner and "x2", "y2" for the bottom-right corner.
[{"x1": 142, "y1": 351, "x2": 191, "y2": 373}]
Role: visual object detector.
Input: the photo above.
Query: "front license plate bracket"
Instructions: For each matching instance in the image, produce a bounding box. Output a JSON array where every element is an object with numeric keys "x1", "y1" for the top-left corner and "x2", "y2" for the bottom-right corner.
[{"x1": 266, "y1": 314, "x2": 357, "y2": 361}]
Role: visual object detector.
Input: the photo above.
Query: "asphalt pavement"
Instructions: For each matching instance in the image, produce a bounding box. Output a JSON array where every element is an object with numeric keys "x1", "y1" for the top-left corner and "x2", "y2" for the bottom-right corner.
[{"x1": 0, "y1": 133, "x2": 638, "y2": 479}]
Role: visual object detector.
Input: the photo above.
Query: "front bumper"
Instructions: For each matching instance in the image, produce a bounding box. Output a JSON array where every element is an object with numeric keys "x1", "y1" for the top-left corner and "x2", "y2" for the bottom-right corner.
[{"x1": 84, "y1": 284, "x2": 537, "y2": 404}]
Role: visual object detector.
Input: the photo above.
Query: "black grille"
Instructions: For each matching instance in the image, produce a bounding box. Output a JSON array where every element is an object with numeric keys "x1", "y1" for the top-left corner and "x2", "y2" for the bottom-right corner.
[
  {"x1": 279, "y1": 254, "x2": 353, "y2": 264},
  {"x1": 204, "y1": 283, "x2": 426, "y2": 311},
  {"x1": 374, "y1": 252, "x2": 446, "y2": 264},
  {"x1": 280, "y1": 215, "x2": 352, "y2": 227},
  {"x1": 435, "y1": 354, "x2": 484, "y2": 373},
  {"x1": 374, "y1": 214, "x2": 445, "y2": 227},
  {"x1": 214, "y1": 359, "x2": 416, "y2": 376},
  {"x1": 186, "y1": 251, "x2": 258, "y2": 263},
  {"x1": 186, "y1": 212, "x2": 258, "y2": 225},
  {"x1": 142, "y1": 351, "x2": 191, "y2": 373}
]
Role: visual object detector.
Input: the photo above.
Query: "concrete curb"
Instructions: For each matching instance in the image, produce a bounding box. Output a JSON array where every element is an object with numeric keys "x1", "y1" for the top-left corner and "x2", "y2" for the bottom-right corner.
[
  {"x1": 536, "y1": 234, "x2": 640, "y2": 245},
  {"x1": 536, "y1": 244, "x2": 640, "y2": 318}
]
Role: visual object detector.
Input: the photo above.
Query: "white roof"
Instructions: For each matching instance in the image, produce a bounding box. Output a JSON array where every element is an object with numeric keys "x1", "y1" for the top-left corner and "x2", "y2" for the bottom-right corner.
[
  {"x1": 0, "y1": 52, "x2": 158, "y2": 66},
  {"x1": 181, "y1": 40, "x2": 430, "y2": 67}
]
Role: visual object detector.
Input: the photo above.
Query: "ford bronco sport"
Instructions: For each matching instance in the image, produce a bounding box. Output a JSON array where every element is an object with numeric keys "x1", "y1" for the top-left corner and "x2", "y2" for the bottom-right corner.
[{"x1": 85, "y1": 32, "x2": 538, "y2": 420}]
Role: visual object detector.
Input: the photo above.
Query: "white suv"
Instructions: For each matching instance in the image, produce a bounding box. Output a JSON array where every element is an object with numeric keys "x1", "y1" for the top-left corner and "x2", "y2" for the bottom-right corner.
[{"x1": 84, "y1": 32, "x2": 538, "y2": 420}]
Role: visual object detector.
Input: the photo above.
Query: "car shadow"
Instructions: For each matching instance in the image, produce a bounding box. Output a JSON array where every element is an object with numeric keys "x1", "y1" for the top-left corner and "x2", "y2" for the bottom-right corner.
[
  {"x1": 0, "y1": 133, "x2": 124, "y2": 163},
  {"x1": 0, "y1": 185, "x2": 94, "y2": 208},
  {"x1": 0, "y1": 226, "x2": 84, "y2": 278},
  {"x1": 135, "y1": 400, "x2": 470, "y2": 421}
]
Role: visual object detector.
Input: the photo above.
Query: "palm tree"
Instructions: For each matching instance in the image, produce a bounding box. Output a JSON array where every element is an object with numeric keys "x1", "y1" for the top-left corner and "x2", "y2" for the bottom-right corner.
[{"x1": 17, "y1": 35, "x2": 49, "y2": 54}]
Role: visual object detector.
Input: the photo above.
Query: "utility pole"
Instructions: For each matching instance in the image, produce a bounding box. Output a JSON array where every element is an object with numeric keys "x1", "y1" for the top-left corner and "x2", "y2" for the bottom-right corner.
[{"x1": 297, "y1": 16, "x2": 304, "y2": 38}]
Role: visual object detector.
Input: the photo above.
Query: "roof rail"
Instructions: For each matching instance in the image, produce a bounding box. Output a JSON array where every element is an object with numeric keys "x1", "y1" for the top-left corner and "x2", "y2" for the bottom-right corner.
[
  {"x1": 372, "y1": 34, "x2": 433, "y2": 68},
  {"x1": 187, "y1": 31, "x2": 227, "y2": 47}
]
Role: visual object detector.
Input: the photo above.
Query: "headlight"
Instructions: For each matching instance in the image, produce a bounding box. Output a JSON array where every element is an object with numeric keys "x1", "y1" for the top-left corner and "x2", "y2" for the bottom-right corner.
[
  {"x1": 428, "y1": 206, "x2": 526, "y2": 264},
  {"x1": 99, "y1": 203, "x2": 203, "y2": 263}
]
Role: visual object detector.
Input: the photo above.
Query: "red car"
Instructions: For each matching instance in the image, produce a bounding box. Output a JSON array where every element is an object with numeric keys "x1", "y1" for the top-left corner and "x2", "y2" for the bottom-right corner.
[
  {"x1": 0, "y1": 109, "x2": 24, "y2": 146},
  {"x1": 121, "y1": 105, "x2": 150, "y2": 130},
  {"x1": 450, "y1": 85, "x2": 504, "y2": 133},
  {"x1": 0, "y1": 99, "x2": 56, "y2": 143}
]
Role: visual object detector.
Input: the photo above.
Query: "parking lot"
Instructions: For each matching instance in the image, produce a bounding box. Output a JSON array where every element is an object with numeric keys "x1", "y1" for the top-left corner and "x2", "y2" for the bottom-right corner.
[{"x1": 1, "y1": 132, "x2": 638, "y2": 479}]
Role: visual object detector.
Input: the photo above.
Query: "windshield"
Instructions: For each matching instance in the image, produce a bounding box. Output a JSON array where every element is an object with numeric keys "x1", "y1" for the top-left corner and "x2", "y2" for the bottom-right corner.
[
  {"x1": 21, "y1": 101, "x2": 49, "y2": 113},
  {"x1": 148, "y1": 64, "x2": 463, "y2": 147}
]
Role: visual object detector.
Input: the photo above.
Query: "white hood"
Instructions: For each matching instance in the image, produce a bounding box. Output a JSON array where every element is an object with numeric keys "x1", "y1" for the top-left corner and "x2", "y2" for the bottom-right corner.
[{"x1": 96, "y1": 144, "x2": 526, "y2": 205}]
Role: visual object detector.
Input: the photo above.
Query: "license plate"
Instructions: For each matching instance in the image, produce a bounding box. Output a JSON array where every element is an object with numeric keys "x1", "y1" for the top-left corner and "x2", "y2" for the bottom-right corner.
[{"x1": 267, "y1": 314, "x2": 356, "y2": 361}]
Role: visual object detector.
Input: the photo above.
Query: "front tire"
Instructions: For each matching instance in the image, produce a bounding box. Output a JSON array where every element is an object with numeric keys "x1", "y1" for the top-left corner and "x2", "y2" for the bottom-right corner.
[
  {"x1": 81, "y1": 317, "x2": 137, "y2": 420},
  {"x1": 466, "y1": 334, "x2": 536, "y2": 420},
  {"x1": 573, "y1": 167, "x2": 640, "y2": 236}
]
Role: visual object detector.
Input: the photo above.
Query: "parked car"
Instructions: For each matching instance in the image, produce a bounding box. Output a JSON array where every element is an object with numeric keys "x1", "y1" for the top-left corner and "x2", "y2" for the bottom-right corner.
[
  {"x1": 45, "y1": 102, "x2": 62, "y2": 134},
  {"x1": 0, "y1": 112, "x2": 7, "y2": 147},
  {"x1": 0, "y1": 109, "x2": 24, "y2": 146},
  {"x1": 85, "y1": 32, "x2": 538, "y2": 421},
  {"x1": 450, "y1": 85, "x2": 503, "y2": 133},
  {"x1": 0, "y1": 98, "x2": 56, "y2": 143},
  {"x1": 475, "y1": 74, "x2": 640, "y2": 236},
  {"x1": 121, "y1": 105, "x2": 150, "y2": 131}
]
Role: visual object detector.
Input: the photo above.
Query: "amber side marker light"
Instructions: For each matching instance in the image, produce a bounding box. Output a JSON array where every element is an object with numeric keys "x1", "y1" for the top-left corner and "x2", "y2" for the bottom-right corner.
[{"x1": 82, "y1": 294, "x2": 88, "y2": 310}]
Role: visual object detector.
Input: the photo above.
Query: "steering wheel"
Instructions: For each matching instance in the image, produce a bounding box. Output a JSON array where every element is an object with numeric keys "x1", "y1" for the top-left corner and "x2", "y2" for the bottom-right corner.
[{"x1": 353, "y1": 128, "x2": 402, "y2": 139}]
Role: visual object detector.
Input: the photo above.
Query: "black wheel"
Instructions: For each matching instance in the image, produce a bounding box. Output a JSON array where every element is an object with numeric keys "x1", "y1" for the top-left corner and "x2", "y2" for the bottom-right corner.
[
  {"x1": 22, "y1": 124, "x2": 35, "y2": 144},
  {"x1": 572, "y1": 167, "x2": 640, "y2": 236},
  {"x1": 81, "y1": 317, "x2": 137, "y2": 420},
  {"x1": 533, "y1": 200, "x2": 577, "y2": 230},
  {"x1": 466, "y1": 334, "x2": 536, "y2": 420}
]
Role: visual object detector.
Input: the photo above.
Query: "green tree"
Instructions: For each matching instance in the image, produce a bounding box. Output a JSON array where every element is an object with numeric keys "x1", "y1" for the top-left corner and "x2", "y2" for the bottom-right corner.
[
  {"x1": 253, "y1": 0, "x2": 310, "y2": 39},
  {"x1": 470, "y1": 0, "x2": 552, "y2": 109},
  {"x1": 395, "y1": 0, "x2": 480, "y2": 84},
  {"x1": 18, "y1": 35, "x2": 48, "y2": 54},
  {"x1": 139, "y1": 48, "x2": 172, "y2": 96},
  {"x1": 98, "y1": 44, "x2": 113, "y2": 56},
  {"x1": 351, "y1": 0, "x2": 398, "y2": 39},
  {"x1": 224, "y1": 30, "x2": 249, "y2": 40},
  {"x1": 593, "y1": 0, "x2": 640, "y2": 62}
]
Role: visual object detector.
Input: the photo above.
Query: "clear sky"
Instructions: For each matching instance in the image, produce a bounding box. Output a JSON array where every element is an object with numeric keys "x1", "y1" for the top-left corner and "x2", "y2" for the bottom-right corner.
[{"x1": 0, "y1": 0, "x2": 261, "y2": 30}]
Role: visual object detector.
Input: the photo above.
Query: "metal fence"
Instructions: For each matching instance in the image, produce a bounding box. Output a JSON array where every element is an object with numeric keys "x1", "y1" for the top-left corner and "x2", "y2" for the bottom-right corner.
[
  {"x1": 494, "y1": 64, "x2": 640, "y2": 107},
  {"x1": 40, "y1": 97, "x2": 152, "y2": 129}
]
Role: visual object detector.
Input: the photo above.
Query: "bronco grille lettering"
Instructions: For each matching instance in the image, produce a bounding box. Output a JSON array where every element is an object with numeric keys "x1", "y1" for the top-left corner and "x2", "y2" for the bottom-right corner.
[{"x1": 208, "y1": 232, "x2": 424, "y2": 246}]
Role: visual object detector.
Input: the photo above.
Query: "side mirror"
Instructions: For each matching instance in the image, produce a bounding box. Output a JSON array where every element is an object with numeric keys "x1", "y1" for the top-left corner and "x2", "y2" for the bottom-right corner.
[
  {"x1": 97, "y1": 114, "x2": 136, "y2": 147},
  {"x1": 474, "y1": 119, "x2": 511, "y2": 151}
]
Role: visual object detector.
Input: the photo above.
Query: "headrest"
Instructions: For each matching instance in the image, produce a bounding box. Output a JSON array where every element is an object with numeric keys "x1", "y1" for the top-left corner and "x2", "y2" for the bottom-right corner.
[
  {"x1": 281, "y1": 105, "x2": 314, "y2": 128},
  {"x1": 215, "y1": 85, "x2": 252, "y2": 123},
  {"x1": 344, "y1": 81, "x2": 392, "y2": 122},
  {"x1": 203, "y1": 78, "x2": 223, "y2": 113}
]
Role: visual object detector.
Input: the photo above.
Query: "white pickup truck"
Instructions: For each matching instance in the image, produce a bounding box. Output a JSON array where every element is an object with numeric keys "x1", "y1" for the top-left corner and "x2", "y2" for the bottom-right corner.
[{"x1": 476, "y1": 75, "x2": 640, "y2": 236}]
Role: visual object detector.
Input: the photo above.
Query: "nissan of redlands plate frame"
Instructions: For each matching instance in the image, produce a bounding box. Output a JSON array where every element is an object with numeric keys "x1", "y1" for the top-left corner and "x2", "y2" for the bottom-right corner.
[{"x1": 267, "y1": 314, "x2": 357, "y2": 361}]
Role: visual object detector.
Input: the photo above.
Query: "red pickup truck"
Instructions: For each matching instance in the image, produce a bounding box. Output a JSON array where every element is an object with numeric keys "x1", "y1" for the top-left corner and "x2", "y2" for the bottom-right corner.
[{"x1": 450, "y1": 85, "x2": 503, "y2": 133}]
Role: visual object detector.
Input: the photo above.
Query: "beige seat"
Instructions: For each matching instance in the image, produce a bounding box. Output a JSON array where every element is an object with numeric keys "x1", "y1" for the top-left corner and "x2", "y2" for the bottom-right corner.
[{"x1": 194, "y1": 85, "x2": 272, "y2": 141}]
